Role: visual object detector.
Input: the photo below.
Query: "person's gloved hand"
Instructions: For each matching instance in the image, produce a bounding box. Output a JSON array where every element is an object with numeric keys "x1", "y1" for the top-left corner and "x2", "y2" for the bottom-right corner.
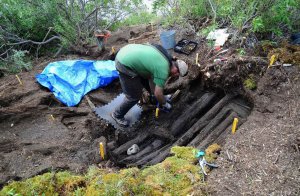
[
  {"x1": 164, "y1": 94, "x2": 172, "y2": 103},
  {"x1": 161, "y1": 102, "x2": 172, "y2": 111},
  {"x1": 140, "y1": 90, "x2": 150, "y2": 104}
]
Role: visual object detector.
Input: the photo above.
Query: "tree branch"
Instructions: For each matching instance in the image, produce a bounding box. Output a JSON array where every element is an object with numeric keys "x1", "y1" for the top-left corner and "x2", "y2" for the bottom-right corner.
[
  {"x1": 0, "y1": 46, "x2": 13, "y2": 57},
  {"x1": 36, "y1": 27, "x2": 53, "y2": 58},
  {"x1": 208, "y1": 0, "x2": 217, "y2": 22},
  {"x1": 8, "y1": 36, "x2": 61, "y2": 46}
]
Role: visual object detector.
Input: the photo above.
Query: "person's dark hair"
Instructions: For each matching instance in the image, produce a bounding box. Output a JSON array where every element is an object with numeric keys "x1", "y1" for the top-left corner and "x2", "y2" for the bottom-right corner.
[{"x1": 150, "y1": 43, "x2": 173, "y2": 66}]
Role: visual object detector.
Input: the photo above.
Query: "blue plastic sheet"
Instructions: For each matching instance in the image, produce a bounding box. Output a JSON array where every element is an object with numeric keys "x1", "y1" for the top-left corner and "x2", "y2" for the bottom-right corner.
[{"x1": 36, "y1": 60, "x2": 118, "y2": 106}]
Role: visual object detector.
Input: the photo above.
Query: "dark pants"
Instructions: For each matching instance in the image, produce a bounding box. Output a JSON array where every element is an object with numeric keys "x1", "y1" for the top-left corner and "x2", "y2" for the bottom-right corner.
[{"x1": 114, "y1": 61, "x2": 150, "y2": 118}]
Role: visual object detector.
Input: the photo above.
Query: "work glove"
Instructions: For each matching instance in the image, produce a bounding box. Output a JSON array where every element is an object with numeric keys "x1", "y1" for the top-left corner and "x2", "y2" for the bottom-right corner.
[
  {"x1": 164, "y1": 94, "x2": 172, "y2": 103},
  {"x1": 161, "y1": 102, "x2": 172, "y2": 111},
  {"x1": 140, "y1": 90, "x2": 151, "y2": 104},
  {"x1": 145, "y1": 94, "x2": 171, "y2": 105}
]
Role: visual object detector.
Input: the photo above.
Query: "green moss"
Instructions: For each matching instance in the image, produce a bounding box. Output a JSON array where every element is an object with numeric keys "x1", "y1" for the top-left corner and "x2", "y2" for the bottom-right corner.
[
  {"x1": 243, "y1": 75, "x2": 257, "y2": 90},
  {"x1": 205, "y1": 143, "x2": 221, "y2": 161},
  {"x1": 140, "y1": 146, "x2": 203, "y2": 195},
  {"x1": 1, "y1": 173, "x2": 56, "y2": 196},
  {"x1": 85, "y1": 176, "x2": 103, "y2": 196},
  {"x1": 0, "y1": 172, "x2": 85, "y2": 196},
  {"x1": 1, "y1": 146, "x2": 208, "y2": 196},
  {"x1": 170, "y1": 146, "x2": 198, "y2": 163}
]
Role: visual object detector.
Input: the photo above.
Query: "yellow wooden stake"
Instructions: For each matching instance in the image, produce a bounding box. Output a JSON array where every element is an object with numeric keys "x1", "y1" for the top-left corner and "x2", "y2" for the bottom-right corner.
[
  {"x1": 231, "y1": 118, "x2": 239, "y2": 134},
  {"x1": 155, "y1": 107, "x2": 159, "y2": 118},
  {"x1": 268, "y1": 54, "x2": 276, "y2": 68},
  {"x1": 50, "y1": 114, "x2": 55, "y2": 121},
  {"x1": 15, "y1": 75, "x2": 23, "y2": 85},
  {"x1": 99, "y1": 142, "x2": 105, "y2": 160}
]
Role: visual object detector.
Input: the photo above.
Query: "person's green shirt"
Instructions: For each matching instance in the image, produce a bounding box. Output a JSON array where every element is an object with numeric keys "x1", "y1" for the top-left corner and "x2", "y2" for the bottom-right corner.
[{"x1": 116, "y1": 44, "x2": 170, "y2": 87}]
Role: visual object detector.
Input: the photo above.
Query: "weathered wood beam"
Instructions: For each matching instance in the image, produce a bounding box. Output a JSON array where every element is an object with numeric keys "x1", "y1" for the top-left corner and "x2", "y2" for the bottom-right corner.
[
  {"x1": 175, "y1": 94, "x2": 236, "y2": 146},
  {"x1": 197, "y1": 111, "x2": 237, "y2": 149},
  {"x1": 139, "y1": 94, "x2": 236, "y2": 165},
  {"x1": 120, "y1": 139, "x2": 164, "y2": 164},
  {"x1": 188, "y1": 107, "x2": 232, "y2": 147},
  {"x1": 131, "y1": 144, "x2": 172, "y2": 167},
  {"x1": 170, "y1": 92, "x2": 217, "y2": 136},
  {"x1": 112, "y1": 132, "x2": 149, "y2": 155}
]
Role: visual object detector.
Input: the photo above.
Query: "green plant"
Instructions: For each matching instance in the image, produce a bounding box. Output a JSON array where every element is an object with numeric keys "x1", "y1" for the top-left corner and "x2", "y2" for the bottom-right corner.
[
  {"x1": 198, "y1": 23, "x2": 218, "y2": 37},
  {"x1": 237, "y1": 48, "x2": 246, "y2": 55},
  {"x1": 152, "y1": 0, "x2": 299, "y2": 36},
  {"x1": 252, "y1": 17, "x2": 265, "y2": 32},
  {"x1": 0, "y1": 0, "x2": 145, "y2": 58},
  {"x1": 111, "y1": 11, "x2": 158, "y2": 30},
  {"x1": 0, "y1": 50, "x2": 32, "y2": 74},
  {"x1": 244, "y1": 75, "x2": 257, "y2": 90},
  {"x1": 6, "y1": 188, "x2": 21, "y2": 196}
]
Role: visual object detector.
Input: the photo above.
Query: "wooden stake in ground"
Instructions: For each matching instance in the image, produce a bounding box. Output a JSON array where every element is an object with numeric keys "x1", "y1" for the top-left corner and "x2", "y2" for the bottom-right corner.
[
  {"x1": 15, "y1": 75, "x2": 23, "y2": 85},
  {"x1": 100, "y1": 142, "x2": 105, "y2": 160}
]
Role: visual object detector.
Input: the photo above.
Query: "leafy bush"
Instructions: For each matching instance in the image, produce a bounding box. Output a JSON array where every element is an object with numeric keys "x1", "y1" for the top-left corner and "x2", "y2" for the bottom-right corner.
[
  {"x1": 0, "y1": 0, "x2": 147, "y2": 73},
  {"x1": 0, "y1": 50, "x2": 32, "y2": 73},
  {"x1": 152, "y1": 0, "x2": 300, "y2": 35},
  {"x1": 1, "y1": 0, "x2": 57, "y2": 41},
  {"x1": 111, "y1": 11, "x2": 158, "y2": 31}
]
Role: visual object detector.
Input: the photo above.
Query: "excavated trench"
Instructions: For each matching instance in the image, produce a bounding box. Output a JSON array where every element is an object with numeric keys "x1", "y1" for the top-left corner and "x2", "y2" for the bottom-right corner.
[
  {"x1": 0, "y1": 67, "x2": 253, "y2": 187},
  {"x1": 105, "y1": 83, "x2": 252, "y2": 167}
]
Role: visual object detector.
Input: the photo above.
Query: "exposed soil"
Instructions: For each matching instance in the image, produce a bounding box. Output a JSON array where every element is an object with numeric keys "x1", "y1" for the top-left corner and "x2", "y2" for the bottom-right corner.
[
  {"x1": 208, "y1": 66, "x2": 300, "y2": 195},
  {"x1": 0, "y1": 23, "x2": 299, "y2": 195}
]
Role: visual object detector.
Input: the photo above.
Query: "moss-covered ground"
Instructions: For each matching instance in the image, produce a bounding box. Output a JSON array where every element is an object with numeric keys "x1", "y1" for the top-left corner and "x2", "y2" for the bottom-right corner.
[{"x1": 0, "y1": 145, "x2": 220, "y2": 196}]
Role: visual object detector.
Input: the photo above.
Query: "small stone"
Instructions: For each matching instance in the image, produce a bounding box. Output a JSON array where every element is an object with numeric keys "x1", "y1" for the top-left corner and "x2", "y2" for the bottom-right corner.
[
  {"x1": 205, "y1": 72, "x2": 211, "y2": 78},
  {"x1": 127, "y1": 144, "x2": 139, "y2": 155}
]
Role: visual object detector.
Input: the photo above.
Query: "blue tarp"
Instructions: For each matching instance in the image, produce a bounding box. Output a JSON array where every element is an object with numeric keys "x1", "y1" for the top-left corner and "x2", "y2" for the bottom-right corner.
[{"x1": 36, "y1": 60, "x2": 119, "y2": 106}]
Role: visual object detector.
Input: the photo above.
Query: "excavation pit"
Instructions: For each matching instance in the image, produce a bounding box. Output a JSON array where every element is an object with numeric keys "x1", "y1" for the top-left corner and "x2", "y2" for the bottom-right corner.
[{"x1": 105, "y1": 86, "x2": 252, "y2": 167}]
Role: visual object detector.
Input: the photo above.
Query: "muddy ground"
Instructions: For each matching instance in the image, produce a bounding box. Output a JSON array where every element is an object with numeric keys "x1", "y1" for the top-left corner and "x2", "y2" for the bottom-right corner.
[{"x1": 0, "y1": 24, "x2": 299, "y2": 194}]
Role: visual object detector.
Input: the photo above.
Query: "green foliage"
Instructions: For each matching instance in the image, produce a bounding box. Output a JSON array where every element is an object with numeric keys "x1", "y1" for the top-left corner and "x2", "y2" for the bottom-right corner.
[
  {"x1": 153, "y1": 0, "x2": 210, "y2": 27},
  {"x1": 0, "y1": 50, "x2": 32, "y2": 73},
  {"x1": 1, "y1": 0, "x2": 57, "y2": 41},
  {"x1": 112, "y1": 11, "x2": 158, "y2": 30},
  {"x1": 199, "y1": 24, "x2": 218, "y2": 37},
  {"x1": 5, "y1": 188, "x2": 20, "y2": 196},
  {"x1": 152, "y1": 0, "x2": 299, "y2": 35},
  {"x1": 0, "y1": 0, "x2": 149, "y2": 73},
  {"x1": 252, "y1": 17, "x2": 265, "y2": 33},
  {"x1": 216, "y1": 0, "x2": 300, "y2": 34},
  {"x1": 237, "y1": 48, "x2": 246, "y2": 55}
]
